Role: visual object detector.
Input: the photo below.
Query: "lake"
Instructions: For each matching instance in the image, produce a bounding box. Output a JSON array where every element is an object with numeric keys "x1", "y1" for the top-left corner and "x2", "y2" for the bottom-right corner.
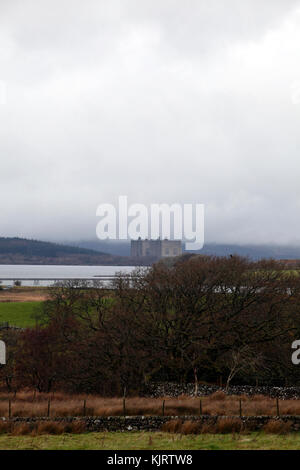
[{"x1": 0, "y1": 265, "x2": 139, "y2": 286}]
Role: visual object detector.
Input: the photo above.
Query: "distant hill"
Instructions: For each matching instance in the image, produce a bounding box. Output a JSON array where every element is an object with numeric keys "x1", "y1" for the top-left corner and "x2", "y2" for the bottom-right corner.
[
  {"x1": 67, "y1": 239, "x2": 131, "y2": 256},
  {"x1": 2, "y1": 237, "x2": 300, "y2": 266},
  {"x1": 194, "y1": 243, "x2": 300, "y2": 260},
  {"x1": 72, "y1": 239, "x2": 300, "y2": 260},
  {"x1": 0, "y1": 237, "x2": 137, "y2": 265}
]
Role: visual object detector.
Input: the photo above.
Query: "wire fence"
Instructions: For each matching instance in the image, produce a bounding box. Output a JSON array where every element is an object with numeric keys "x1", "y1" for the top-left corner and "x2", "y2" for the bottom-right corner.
[{"x1": 0, "y1": 396, "x2": 287, "y2": 419}]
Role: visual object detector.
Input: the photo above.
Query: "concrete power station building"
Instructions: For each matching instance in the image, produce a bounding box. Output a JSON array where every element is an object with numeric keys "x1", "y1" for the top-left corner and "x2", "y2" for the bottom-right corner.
[{"x1": 131, "y1": 238, "x2": 182, "y2": 259}]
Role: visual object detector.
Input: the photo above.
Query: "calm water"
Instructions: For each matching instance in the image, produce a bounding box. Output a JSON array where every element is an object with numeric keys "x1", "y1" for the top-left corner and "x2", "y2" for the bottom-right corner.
[{"x1": 0, "y1": 265, "x2": 138, "y2": 286}]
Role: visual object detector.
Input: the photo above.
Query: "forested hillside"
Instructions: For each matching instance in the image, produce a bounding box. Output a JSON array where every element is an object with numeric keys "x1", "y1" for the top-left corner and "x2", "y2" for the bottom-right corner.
[{"x1": 0, "y1": 237, "x2": 134, "y2": 265}]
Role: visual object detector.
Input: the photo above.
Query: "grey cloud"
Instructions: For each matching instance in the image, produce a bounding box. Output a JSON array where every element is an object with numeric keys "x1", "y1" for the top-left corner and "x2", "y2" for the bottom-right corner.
[{"x1": 0, "y1": 1, "x2": 300, "y2": 245}]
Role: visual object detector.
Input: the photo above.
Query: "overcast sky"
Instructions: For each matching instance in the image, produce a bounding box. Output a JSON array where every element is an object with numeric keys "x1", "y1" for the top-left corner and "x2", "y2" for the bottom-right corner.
[{"x1": 1, "y1": 0, "x2": 300, "y2": 245}]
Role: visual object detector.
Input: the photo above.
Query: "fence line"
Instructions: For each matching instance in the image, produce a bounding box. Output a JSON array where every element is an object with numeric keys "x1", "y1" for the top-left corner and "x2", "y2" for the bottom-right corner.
[{"x1": 0, "y1": 396, "x2": 291, "y2": 418}]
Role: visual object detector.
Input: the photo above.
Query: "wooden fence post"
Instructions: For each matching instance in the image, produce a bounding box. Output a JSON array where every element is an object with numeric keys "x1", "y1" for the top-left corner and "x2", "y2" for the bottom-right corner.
[
  {"x1": 239, "y1": 399, "x2": 242, "y2": 418},
  {"x1": 162, "y1": 400, "x2": 165, "y2": 416},
  {"x1": 199, "y1": 399, "x2": 202, "y2": 415},
  {"x1": 47, "y1": 398, "x2": 51, "y2": 417},
  {"x1": 123, "y1": 397, "x2": 126, "y2": 417},
  {"x1": 83, "y1": 399, "x2": 86, "y2": 416}
]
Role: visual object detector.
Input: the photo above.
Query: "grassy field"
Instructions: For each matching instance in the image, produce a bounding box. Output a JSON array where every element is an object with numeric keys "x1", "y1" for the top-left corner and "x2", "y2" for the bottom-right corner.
[
  {"x1": 0, "y1": 431, "x2": 299, "y2": 450},
  {"x1": 0, "y1": 301, "x2": 42, "y2": 328}
]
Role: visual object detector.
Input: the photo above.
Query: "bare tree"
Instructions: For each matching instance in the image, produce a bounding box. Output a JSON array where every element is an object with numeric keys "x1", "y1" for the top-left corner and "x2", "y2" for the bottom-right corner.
[{"x1": 224, "y1": 346, "x2": 264, "y2": 391}]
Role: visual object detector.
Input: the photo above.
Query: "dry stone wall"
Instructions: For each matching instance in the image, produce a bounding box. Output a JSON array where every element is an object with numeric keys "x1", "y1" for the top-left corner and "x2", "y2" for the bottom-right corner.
[
  {"x1": 141, "y1": 383, "x2": 300, "y2": 399},
  {"x1": 3, "y1": 415, "x2": 300, "y2": 432}
]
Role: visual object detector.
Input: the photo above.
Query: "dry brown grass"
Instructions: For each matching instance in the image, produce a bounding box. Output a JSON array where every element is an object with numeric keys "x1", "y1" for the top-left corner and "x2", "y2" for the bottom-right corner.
[
  {"x1": 0, "y1": 287, "x2": 48, "y2": 302},
  {"x1": 181, "y1": 420, "x2": 202, "y2": 434},
  {"x1": 201, "y1": 423, "x2": 217, "y2": 434},
  {"x1": 209, "y1": 391, "x2": 227, "y2": 401},
  {"x1": 9, "y1": 420, "x2": 87, "y2": 436},
  {"x1": 0, "y1": 391, "x2": 299, "y2": 418},
  {"x1": 162, "y1": 417, "x2": 294, "y2": 435},
  {"x1": 12, "y1": 422, "x2": 36, "y2": 435},
  {"x1": 262, "y1": 420, "x2": 292, "y2": 434},
  {"x1": 0, "y1": 421, "x2": 11, "y2": 434},
  {"x1": 161, "y1": 419, "x2": 183, "y2": 433},
  {"x1": 215, "y1": 417, "x2": 242, "y2": 434},
  {"x1": 162, "y1": 418, "x2": 242, "y2": 434},
  {"x1": 35, "y1": 422, "x2": 66, "y2": 435}
]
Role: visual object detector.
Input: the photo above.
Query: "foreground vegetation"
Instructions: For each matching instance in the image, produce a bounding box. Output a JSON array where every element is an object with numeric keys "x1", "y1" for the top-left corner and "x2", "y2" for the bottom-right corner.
[{"x1": 0, "y1": 431, "x2": 300, "y2": 450}]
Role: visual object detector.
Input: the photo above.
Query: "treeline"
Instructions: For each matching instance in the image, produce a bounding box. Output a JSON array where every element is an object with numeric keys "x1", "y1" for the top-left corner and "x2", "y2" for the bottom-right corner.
[
  {"x1": 0, "y1": 237, "x2": 101, "y2": 257},
  {"x1": 1, "y1": 255, "x2": 300, "y2": 394}
]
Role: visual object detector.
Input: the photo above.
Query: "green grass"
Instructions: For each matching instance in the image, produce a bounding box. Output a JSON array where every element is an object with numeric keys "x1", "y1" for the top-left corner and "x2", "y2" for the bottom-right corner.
[
  {"x1": 0, "y1": 302, "x2": 42, "y2": 328},
  {"x1": 0, "y1": 432, "x2": 300, "y2": 450}
]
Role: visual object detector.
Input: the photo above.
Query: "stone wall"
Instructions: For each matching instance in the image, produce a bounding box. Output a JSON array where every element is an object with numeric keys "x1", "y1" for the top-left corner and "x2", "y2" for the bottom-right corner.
[
  {"x1": 141, "y1": 382, "x2": 300, "y2": 399},
  {"x1": 4, "y1": 415, "x2": 300, "y2": 432}
]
